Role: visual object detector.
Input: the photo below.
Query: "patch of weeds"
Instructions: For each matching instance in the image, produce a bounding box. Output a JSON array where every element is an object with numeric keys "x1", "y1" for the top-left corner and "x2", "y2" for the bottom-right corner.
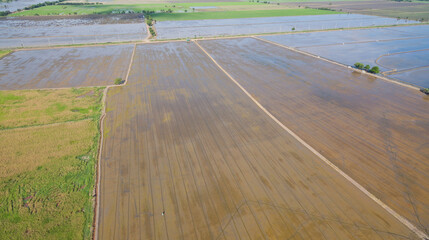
[
  {"x1": 45, "y1": 102, "x2": 67, "y2": 115},
  {"x1": 114, "y1": 77, "x2": 124, "y2": 85},
  {"x1": 0, "y1": 92, "x2": 25, "y2": 105}
]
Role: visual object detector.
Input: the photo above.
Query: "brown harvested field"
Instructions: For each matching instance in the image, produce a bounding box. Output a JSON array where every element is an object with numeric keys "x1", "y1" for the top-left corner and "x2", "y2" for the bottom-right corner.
[
  {"x1": 283, "y1": 1, "x2": 429, "y2": 21},
  {"x1": 197, "y1": 37, "x2": 429, "y2": 236},
  {"x1": 0, "y1": 45, "x2": 133, "y2": 90},
  {"x1": 97, "y1": 41, "x2": 421, "y2": 239}
]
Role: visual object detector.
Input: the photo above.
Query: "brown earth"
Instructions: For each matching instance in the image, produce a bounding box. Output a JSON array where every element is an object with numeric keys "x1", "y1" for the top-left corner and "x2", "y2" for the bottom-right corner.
[
  {"x1": 97, "y1": 41, "x2": 420, "y2": 239},
  {"x1": 198, "y1": 37, "x2": 429, "y2": 237}
]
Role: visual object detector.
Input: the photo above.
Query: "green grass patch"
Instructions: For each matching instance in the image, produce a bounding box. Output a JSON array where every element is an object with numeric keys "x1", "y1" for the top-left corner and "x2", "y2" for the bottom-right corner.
[
  {"x1": 10, "y1": 2, "x2": 261, "y2": 16},
  {"x1": 0, "y1": 87, "x2": 104, "y2": 129},
  {"x1": 0, "y1": 50, "x2": 11, "y2": 58},
  {"x1": 152, "y1": 8, "x2": 343, "y2": 21}
]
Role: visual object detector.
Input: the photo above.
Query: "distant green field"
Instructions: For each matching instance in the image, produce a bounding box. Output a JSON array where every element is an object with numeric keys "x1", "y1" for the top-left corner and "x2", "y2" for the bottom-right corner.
[
  {"x1": 10, "y1": 2, "x2": 261, "y2": 16},
  {"x1": 152, "y1": 8, "x2": 342, "y2": 21},
  {"x1": 0, "y1": 50, "x2": 11, "y2": 58}
]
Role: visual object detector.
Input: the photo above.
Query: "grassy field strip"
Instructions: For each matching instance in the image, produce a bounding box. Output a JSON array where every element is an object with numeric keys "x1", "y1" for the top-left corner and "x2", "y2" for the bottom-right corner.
[
  {"x1": 252, "y1": 36, "x2": 420, "y2": 91},
  {"x1": 93, "y1": 43, "x2": 136, "y2": 240},
  {"x1": 193, "y1": 40, "x2": 428, "y2": 240},
  {"x1": 0, "y1": 50, "x2": 12, "y2": 58},
  {"x1": 9, "y1": 2, "x2": 263, "y2": 16},
  {"x1": 151, "y1": 9, "x2": 342, "y2": 21},
  {"x1": 0, "y1": 87, "x2": 104, "y2": 239}
]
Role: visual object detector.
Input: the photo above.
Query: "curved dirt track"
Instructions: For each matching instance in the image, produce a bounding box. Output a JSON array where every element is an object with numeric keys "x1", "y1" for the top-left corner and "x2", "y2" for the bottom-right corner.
[{"x1": 97, "y1": 41, "x2": 421, "y2": 239}]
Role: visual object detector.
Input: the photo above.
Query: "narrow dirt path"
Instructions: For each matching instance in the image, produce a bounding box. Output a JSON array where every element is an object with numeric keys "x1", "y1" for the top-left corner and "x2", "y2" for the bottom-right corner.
[{"x1": 93, "y1": 43, "x2": 137, "y2": 240}]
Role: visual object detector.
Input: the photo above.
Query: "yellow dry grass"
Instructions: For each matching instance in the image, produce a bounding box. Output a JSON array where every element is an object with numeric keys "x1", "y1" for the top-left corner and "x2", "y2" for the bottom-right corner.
[
  {"x1": 0, "y1": 119, "x2": 95, "y2": 179},
  {"x1": 0, "y1": 87, "x2": 103, "y2": 129}
]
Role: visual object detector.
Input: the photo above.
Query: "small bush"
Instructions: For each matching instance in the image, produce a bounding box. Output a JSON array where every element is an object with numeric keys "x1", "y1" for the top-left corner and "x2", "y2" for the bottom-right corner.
[
  {"x1": 420, "y1": 88, "x2": 429, "y2": 95},
  {"x1": 114, "y1": 78, "x2": 123, "y2": 85},
  {"x1": 354, "y1": 62, "x2": 364, "y2": 69},
  {"x1": 149, "y1": 27, "x2": 156, "y2": 36},
  {"x1": 364, "y1": 65, "x2": 370, "y2": 71},
  {"x1": 369, "y1": 66, "x2": 380, "y2": 74}
]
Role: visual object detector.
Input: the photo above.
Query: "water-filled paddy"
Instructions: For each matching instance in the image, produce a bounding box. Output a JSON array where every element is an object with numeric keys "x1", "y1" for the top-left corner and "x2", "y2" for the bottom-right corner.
[
  {"x1": 261, "y1": 25, "x2": 429, "y2": 87},
  {"x1": 155, "y1": 14, "x2": 417, "y2": 39},
  {"x1": 0, "y1": 44, "x2": 133, "y2": 89},
  {"x1": 0, "y1": 15, "x2": 146, "y2": 48}
]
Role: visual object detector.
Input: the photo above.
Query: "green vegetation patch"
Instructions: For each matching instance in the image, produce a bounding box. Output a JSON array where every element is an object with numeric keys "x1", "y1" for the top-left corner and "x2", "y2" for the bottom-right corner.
[
  {"x1": 10, "y1": 2, "x2": 260, "y2": 16},
  {"x1": 152, "y1": 8, "x2": 343, "y2": 21},
  {"x1": 0, "y1": 87, "x2": 104, "y2": 129},
  {"x1": 0, "y1": 86, "x2": 104, "y2": 239},
  {"x1": 0, "y1": 120, "x2": 100, "y2": 239},
  {"x1": 0, "y1": 50, "x2": 12, "y2": 58}
]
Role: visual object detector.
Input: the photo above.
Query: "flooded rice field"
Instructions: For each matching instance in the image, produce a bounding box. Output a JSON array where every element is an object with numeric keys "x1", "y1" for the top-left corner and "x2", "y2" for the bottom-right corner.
[
  {"x1": 0, "y1": 0, "x2": 47, "y2": 12},
  {"x1": 0, "y1": 15, "x2": 146, "y2": 48},
  {"x1": 390, "y1": 67, "x2": 429, "y2": 87},
  {"x1": 262, "y1": 25, "x2": 429, "y2": 88},
  {"x1": 0, "y1": 44, "x2": 133, "y2": 89},
  {"x1": 98, "y1": 41, "x2": 420, "y2": 239},
  {"x1": 197, "y1": 37, "x2": 429, "y2": 235},
  {"x1": 154, "y1": 14, "x2": 417, "y2": 39}
]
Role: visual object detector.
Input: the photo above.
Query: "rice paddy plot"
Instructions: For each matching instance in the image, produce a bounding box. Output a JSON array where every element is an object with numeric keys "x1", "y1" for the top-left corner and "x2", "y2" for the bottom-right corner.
[
  {"x1": 154, "y1": 13, "x2": 417, "y2": 39},
  {"x1": 261, "y1": 25, "x2": 429, "y2": 48},
  {"x1": 97, "y1": 41, "x2": 421, "y2": 239},
  {"x1": 0, "y1": 44, "x2": 133, "y2": 90},
  {"x1": 262, "y1": 25, "x2": 429, "y2": 88},
  {"x1": 389, "y1": 67, "x2": 429, "y2": 87},
  {"x1": 0, "y1": 15, "x2": 147, "y2": 48},
  {"x1": 197, "y1": 37, "x2": 429, "y2": 235}
]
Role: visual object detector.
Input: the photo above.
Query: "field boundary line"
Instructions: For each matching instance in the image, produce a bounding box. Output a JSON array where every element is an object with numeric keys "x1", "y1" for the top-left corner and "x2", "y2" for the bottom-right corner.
[
  {"x1": 376, "y1": 48, "x2": 429, "y2": 70},
  {"x1": 385, "y1": 65, "x2": 429, "y2": 76},
  {"x1": 193, "y1": 40, "x2": 428, "y2": 240},
  {"x1": 93, "y1": 43, "x2": 137, "y2": 240},
  {"x1": 252, "y1": 36, "x2": 421, "y2": 91},
  {"x1": 0, "y1": 117, "x2": 92, "y2": 131}
]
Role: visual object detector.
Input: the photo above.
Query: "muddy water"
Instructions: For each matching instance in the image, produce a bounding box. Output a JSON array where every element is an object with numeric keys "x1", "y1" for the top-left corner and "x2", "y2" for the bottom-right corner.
[
  {"x1": 155, "y1": 14, "x2": 418, "y2": 39},
  {"x1": 0, "y1": 44, "x2": 133, "y2": 89},
  {"x1": 0, "y1": 15, "x2": 146, "y2": 48},
  {"x1": 98, "y1": 41, "x2": 419, "y2": 239},
  {"x1": 198, "y1": 37, "x2": 429, "y2": 236}
]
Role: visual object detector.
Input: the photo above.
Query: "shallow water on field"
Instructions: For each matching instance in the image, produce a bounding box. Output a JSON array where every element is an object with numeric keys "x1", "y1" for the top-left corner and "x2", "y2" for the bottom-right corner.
[
  {"x1": 0, "y1": 15, "x2": 146, "y2": 47},
  {"x1": 155, "y1": 14, "x2": 418, "y2": 39},
  {"x1": 261, "y1": 25, "x2": 429, "y2": 88}
]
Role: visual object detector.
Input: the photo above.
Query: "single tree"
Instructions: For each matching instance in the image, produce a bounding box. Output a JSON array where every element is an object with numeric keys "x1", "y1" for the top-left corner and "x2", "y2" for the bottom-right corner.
[
  {"x1": 354, "y1": 62, "x2": 364, "y2": 69},
  {"x1": 369, "y1": 66, "x2": 380, "y2": 74},
  {"x1": 114, "y1": 78, "x2": 123, "y2": 85},
  {"x1": 364, "y1": 65, "x2": 370, "y2": 71}
]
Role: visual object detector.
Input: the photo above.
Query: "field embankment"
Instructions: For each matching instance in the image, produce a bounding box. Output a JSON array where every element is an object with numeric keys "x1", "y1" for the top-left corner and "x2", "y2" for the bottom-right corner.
[{"x1": 0, "y1": 87, "x2": 103, "y2": 239}]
